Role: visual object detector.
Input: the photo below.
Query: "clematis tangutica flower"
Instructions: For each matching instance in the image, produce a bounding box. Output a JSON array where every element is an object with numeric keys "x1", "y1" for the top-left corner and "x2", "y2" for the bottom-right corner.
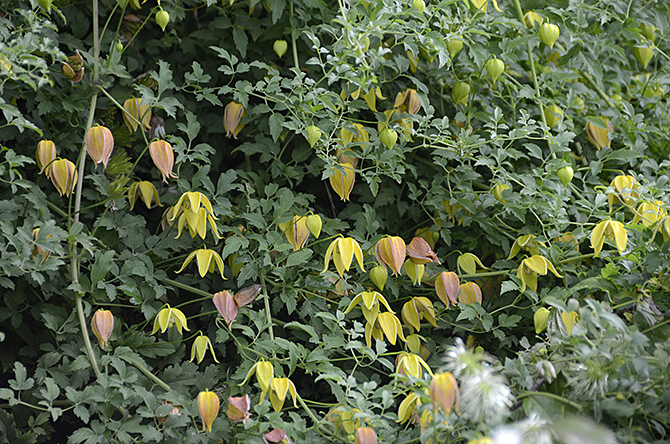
[
  {"x1": 86, "y1": 125, "x2": 114, "y2": 168},
  {"x1": 329, "y1": 162, "x2": 355, "y2": 201},
  {"x1": 404, "y1": 259, "x2": 425, "y2": 286},
  {"x1": 128, "y1": 181, "x2": 161, "y2": 210},
  {"x1": 322, "y1": 236, "x2": 365, "y2": 277},
  {"x1": 406, "y1": 236, "x2": 439, "y2": 265},
  {"x1": 394, "y1": 88, "x2": 421, "y2": 114},
  {"x1": 507, "y1": 234, "x2": 544, "y2": 259},
  {"x1": 344, "y1": 290, "x2": 394, "y2": 324},
  {"x1": 263, "y1": 377, "x2": 298, "y2": 412},
  {"x1": 36, "y1": 140, "x2": 56, "y2": 176},
  {"x1": 227, "y1": 394, "x2": 251, "y2": 423},
  {"x1": 224, "y1": 102, "x2": 246, "y2": 139},
  {"x1": 91, "y1": 309, "x2": 114, "y2": 349},
  {"x1": 365, "y1": 312, "x2": 406, "y2": 347},
  {"x1": 435, "y1": 271, "x2": 459, "y2": 307},
  {"x1": 170, "y1": 191, "x2": 220, "y2": 240},
  {"x1": 458, "y1": 282, "x2": 482, "y2": 304},
  {"x1": 607, "y1": 174, "x2": 639, "y2": 212},
  {"x1": 401, "y1": 297, "x2": 437, "y2": 333},
  {"x1": 516, "y1": 255, "x2": 563, "y2": 292},
  {"x1": 396, "y1": 352, "x2": 433, "y2": 379},
  {"x1": 633, "y1": 201, "x2": 666, "y2": 227},
  {"x1": 369, "y1": 264, "x2": 388, "y2": 290},
  {"x1": 456, "y1": 252, "x2": 487, "y2": 275},
  {"x1": 49, "y1": 158, "x2": 78, "y2": 196},
  {"x1": 176, "y1": 248, "x2": 226, "y2": 279},
  {"x1": 197, "y1": 390, "x2": 220, "y2": 432},
  {"x1": 149, "y1": 140, "x2": 178, "y2": 182},
  {"x1": 263, "y1": 428, "x2": 291, "y2": 444},
  {"x1": 190, "y1": 334, "x2": 219, "y2": 363},
  {"x1": 375, "y1": 236, "x2": 406, "y2": 275},
  {"x1": 123, "y1": 98, "x2": 151, "y2": 132},
  {"x1": 430, "y1": 372, "x2": 459, "y2": 414},
  {"x1": 240, "y1": 359, "x2": 274, "y2": 395},
  {"x1": 337, "y1": 123, "x2": 368, "y2": 167},
  {"x1": 213, "y1": 290, "x2": 237, "y2": 328},
  {"x1": 591, "y1": 219, "x2": 627, "y2": 257},
  {"x1": 586, "y1": 117, "x2": 612, "y2": 150},
  {"x1": 152, "y1": 305, "x2": 189, "y2": 334},
  {"x1": 305, "y1": 214, "x2": 322, "y2": 238},
  {"x1": 396, "y1": 391, "x2": 421, "y2": 424},
  {"x1": 355, "y1": 427, "x2": 378, "y2": 444},
  {"x1": 278, "y1": 216, "x2": 310, "y2": 251}
]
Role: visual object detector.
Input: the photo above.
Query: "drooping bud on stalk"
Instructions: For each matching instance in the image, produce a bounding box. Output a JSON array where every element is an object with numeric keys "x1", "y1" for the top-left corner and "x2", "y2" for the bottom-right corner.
[
  {"x1": 446, "y1": 40, "x2": 463, "y2": 58},
  {"x1": 227, "y1": 395, "x2": 251, "y2": 423},
  {"x1": 85, "y1": 125, "x2": 114, "y2": 168},
  {"x1": 452, "y1": 81, "x2": 470, "y2": 105},
  {"x1": 379, "y1": 128, "x2": 398, "y2": 149},
  {"x1": 156, "y1": 9, "x2": 170, "y2": 31},
  {"x1": 557, "y1": 165, "x2": 574, "y2": 186},
  {"x1": 534, "y1": 307, "x2": 550, "y2": 333},
  {"x1": 406, "y1": 237, "x2": 440, "y2": 264},
  {"x1": 213, "y1": 290, "x2": 237, "y2": 328},
  {"x1": 485, "y1": 58, "x2": 505, "y2": 83},
  {"x1": 123, "y1": 98, "x2": 151, "y2": 133},
  {"x1": 543, "y1": 104, "x2": 562, "y2": 128},
  {"x1": 273, "y1": 40, "x2": 288, "y2": 57},
  {"x1": 355, "y1": 427, "x2": 378, "y2": 444},
  {"x1": 458, "y1": 282, "x2": 482, "y2": 304},
  {"x1": 539, "y1": 23, "x2": 560, "y2": 48},
  {"x1": 430, "y1": 372, "x2": 459, "y2": 414},
  {"x1": 640, "y1": 24, "x2": 656, "y2": 42},
  {"x1": 49, "y1": 158, "x2": 78, "y2": 196},
  {"x1": 524, "y1": 11, "x2": 543, "y2": 29},
  {"x1": 36, "y1": 140, "x2": 56, "y2": 176},
  {"x1": 586, "y1": 117, "x2": 612, "y2": 150},
  {"x1": 305, "y1": 214, "x2": 322, "y2": 238},
  {"x1": 223, "y1": 102, "x2": 246, "y2": 139},
  {"x1": 369, "y1": 265, "x2": 388, "y2": 291},
  {"x1": 128, "y1": 181, "x2": 161, "y2": 210},
  {"x1": 435, "y1": 271, "x2": 459, "y2": 307},
  {"x1": 375, "y1": 236, "x2": 406, "y2": 276},
  {"x1": 404, "y1": 259, "x2": 425, "y2": 286},
  {"x1": 91, "y1": 309, "x2": 114, "y2": 349},
  {"x1": 306, "y1": 125, "x2": 322, "y2": 147},
  {"x1": 633, "y1": 46, "x2": 654, "y2": 69},
  {"x1": 197, "y1": 390, "x2": 220, "y2": 433},
  {"x1": 329, "y1": 163, "x2": 355, "y2": 201},
  {"x1": 278, "y1": 216, "x2": 311, "y2": 251},
  {"x1": 149, "y1": 140, "x2": 178, "y2": 182}
]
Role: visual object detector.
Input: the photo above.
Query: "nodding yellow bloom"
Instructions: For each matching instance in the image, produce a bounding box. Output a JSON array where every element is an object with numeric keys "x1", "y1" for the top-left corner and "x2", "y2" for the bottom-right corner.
[
  {"x1": 403, "y1": 259, "x2": 424, "y2": 286},
  {"x1": 149, "y1": 140, "x2": 178, "y2": 182},
  {"x1": 469, "y1": 0, "x2": 502, "y2": 12},
  {"x1": 607, "y1": 174, "x2": 639, "y2": 212},
  {"x1": 590, "y1": 219, "x2": 627, "y2": 257},
  {"x1": 48, "y1": 158, "x2": 78, "y2": 196},
  {"x1": 586, "y1": 117, "x2": 612, "y2": 150},
  {"x1": 396, "y1": 352, "x2": 433, "y2": 378},
  {"x1": 151, "y1": 305, "x2": 190, "y2": 334},
  {"x1": 365, "y1": 312, "x2": 406, "y2": 347},
  {"x1": 226, "y1": 394, "x2": 251, "y2": 423},
  {"x1": 85, "y1": 125, "x2": 114, "y2": 168},
  {"x1": 507, "y1": 234, "x2": 544, "y2": 259},
  {"x1": 375, "y1": 236, "x2": 406, "y2": 275},
  {"x1": 458, "y1": 282, "x2": 483, "y2": 304},
  {"x1": 435, "y1": 271, "x2": 459, "y2": 307},
  {"x1": 396, "y1": 391, "x2": 421, "y2": 424},
  {"x1": 262, "y1": 377, "x2": 298, "y2": 412},
  {"x1": 457, "y1": 252, "x2": 487, "y2": 275},
  {"x1": 344, "y1": 290, "x2": 394, "y2": 324},
  {"x1": 128, "y1": 181, "x2": 161, "y2": 210},
  {"x1": 190, "y1": 334, "x2": 219, "y2": 363},
  {"x1": 224, "y1": 102, "x2": 246, "y2": 139},
  {"x1": 176, "y1": 248, "x2": 226, "y2": 279},
  {"x1": 401, "y1": 297, "x2": 437, "y2": 333},
  {"x1": 337, "y1": 123, "x2": 368, "y2": 167},
  {"x1": 122, "y1": 98, "x2": 151, "y2": 132},
  {"x1": 369, "y1": 265, "x2": 388, "y2": 290},
  {"x1": 322, "y1": 236, "x2": 365, "y2": 277},
  {"x1": 328, "y1": 163, "x2": 355, "y2": 201},
  {"x1": 278, "y1": 216, "x2": 311, "y2": 251},
  {"x1": 240, "y1": 359, "x2": 274, "y2": 394},
  {"x1": 430, "y1": 372, "x2": 459, "y2": 414},
  {"x1": 516, "y1": 255, "x2": 563, "y2": 292},
  {"x1": 196, "y1": 390, "x2": 220, "y2": 433},
  {"x1": 91, "y1": 309, "x2": 114, "y2": 349},
  {"x1": 633, "y1": 201, "x2": 666, "y2": 227},
  {"x1": 394, "y1": 88, "x2": 421, "y2": 114},
  {"x1": 36, "y1": 140, "x2": 57, "y2": 176},
  {"x1": 170, "y1": 191, "x2": 220, "y2": 240}
]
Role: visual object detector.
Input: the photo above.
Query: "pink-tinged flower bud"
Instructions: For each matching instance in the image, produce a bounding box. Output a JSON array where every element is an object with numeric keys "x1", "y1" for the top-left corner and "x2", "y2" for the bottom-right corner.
[
  {"x1": 224, "y1": 102, "x2": 246, "y2": 139},
  {"x1": 197, "y1": 390, "x2": 220, "y2": 432},
  {"x1": 91, "y1": 309, "x2": 114, "y2": 349},
  {"x1": 234, "y1": 284, "x2": 262, "y2": 307},
  {"x1": 49, "y1": 158, "x2": 78, "y2": 196},
  {"x1": 213, "y1": 290, "x2": 237, "y2": 328},
  {"x1": 36, "y1": 140, "x2": 56, "y2": 176},
  {"x1": 123, "y1": 98, "x2": 151, "y2": 133},
  {"x1": 406, "y1": 237, "x2": 440, "y2": 264},
  {"x1": 458, "y1": 282, "x2": 482, "y2": 304},
  {"x1": 329, "y1": 163, "x2": 355, "y2": 201},
  {"x1": 435, "y1": 271, "x2": 459, "y2": 307},
  {"x1": 430, "y1": 372, "x2": 459, "y2": 414},
  {"x1": 263, "y1": 428, "x2": 291, "y2": 444},
  {"x1": 85, "y1": 125, "x2": 114, "y2": 168},
  {"x1": 155, "y1": 401, "x2": 181, "y2": 424},
  {"x1": 394, "y1": 88, "x2": 421, "y2": 114},
  {"x1": 149, "y1": 140, "x2": 178, "y2": 182},
  {"x1": 355, "y1": 427, "x2": 378, "y2": 444},
  {"x1": 227, "y1": 395, "x2": 251, "y2": 423},
  {"x1": 375, "y1": 236, "x2": 406, "y2": 275}
]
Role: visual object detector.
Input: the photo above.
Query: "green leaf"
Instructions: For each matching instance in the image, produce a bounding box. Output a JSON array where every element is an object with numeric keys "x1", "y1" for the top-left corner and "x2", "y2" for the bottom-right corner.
[{"x1": 91, "y1": 250, "x2": 116, "y2": 287}]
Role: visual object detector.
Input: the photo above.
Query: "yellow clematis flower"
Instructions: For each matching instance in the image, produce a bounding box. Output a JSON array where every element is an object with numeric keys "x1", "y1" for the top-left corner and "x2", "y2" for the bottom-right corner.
[
  {"x1": 396, "y1": 352, "x2": 433, "y2": 378},
  {"x1": 151, "y1": 305, "x2": 190, "y2": 334},
  {"x1": 591, "y1": 219, "x2": 627, "y2": 257},
  {"x1": 196, "y1": 390, "x2": 220, "y2": 433},
  {"x1": 190, "y1": 334, "x2": 219, "y2": 363},
  {"x1": 507, "y1": 234, "x2": 544, "y2": 259},
  {"x1": 516, "y1": 255, "x2": 563, "y2": 292},
  {"x1": 401, "y1": 297, "x2": 437, "y2": 333},
  {"x1": 328, "y1": 162, "x2": 356, "y2": 201},
  {"x1": 128, "y1": 181, "x2": 161, "y2": 210},
  {"x1": 91, "y1": 309, "x2": 114, "y2": 349},
  {"x1": 322, "y1": 236, "x2": 365, "y2": 277},
  {"x1": 364, "y1": 312, "x2": 406, "y2": 347},
  {"x1": 457, "y1": 252, "x2": 487, "y2": 275},
  {"x1": 633, "y1": 201, "x2": 666, "y2": 227},
  {"x1": 344, "y1": 290, "x2": 394, "y2": 324},
  {"x1": 607, "y1": 174, "x2": 639, "y2": 212},
  {"x1": 278, "y1": 216, "x2": 311, "y2": 251},
  {"x1": 430, "y1": 372, "x2": 459, "y2": 415},
  {"x1": 435, "y1": 271, "x2": 460, "y2": 307},
  {"x1": 240, "y1": 359, "x2": 274, "y2": 395},
  {"x1": 375, "y1": 235, "x2": 406, "y2": 275},
  {"x1": 176, "y1": 248, "x2": 226, "y2": 279},
  {"x1": 263, "y1": 377, "x2": 298, "y2": 412}
]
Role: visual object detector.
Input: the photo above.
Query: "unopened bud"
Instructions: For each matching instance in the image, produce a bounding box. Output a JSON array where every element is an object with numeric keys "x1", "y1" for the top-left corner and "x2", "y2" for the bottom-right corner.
[
  {"x1": 379, "y1": 128, "x2": 398, "y2": 149},
  {"x1": 273, "y1": 40, "x2": 288, "y2": 57},
  {"x1": 156, "y1": 9, "x2": 170, "y2": 31},
  {"x1": 539, "y1": 23, "x2": 560, "y2": 48},
  {"x1": 451, "y1": 81, "x2": 470, "y2": 105}
]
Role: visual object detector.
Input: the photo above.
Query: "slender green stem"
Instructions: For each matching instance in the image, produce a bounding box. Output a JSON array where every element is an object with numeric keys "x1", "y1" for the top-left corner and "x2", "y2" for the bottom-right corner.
[
  {"x1": 259, "y1": 270, "x2": 274, "y2": 342},
  {"x1": 579, "y1": 70, "x2": 615, "y2": 108},
  {"x1": 76, "y1": 295, "x2": 101, "y2": 376},
  {"x1": 515, "y1": 390, "x2": 583, "y2": 410},
  {"x1": 128, "y1": 359, "x2": 172, "y2": 391},
  {"x1": 289, "y1": 1, "x2": 300, "y2": 74},
  {"x1": 161, "y1": 277, "x2": 212, "y2": 298}
]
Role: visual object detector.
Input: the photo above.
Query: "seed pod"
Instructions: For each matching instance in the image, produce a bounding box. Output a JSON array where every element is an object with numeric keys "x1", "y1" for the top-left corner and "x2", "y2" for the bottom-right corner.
[
  {"x1": 451, "y1": 81, "x2": 470, "y2": 105},
  {"x1": 539, "y1": 23, "x2": 560, "y2": 48},
  {"x1": 557, "y1": 165, "x2": 574, "y2": 186},
  {"x1": 86, "y1": 125, "x2": 114, "y2": 168},
  {"x1": 543, "y1": 104, "x2": 562, "y2": 128},
  {"x1": 306, "y1": 125, "x2": 322, "y2": 147},
  {"x1": 36, "y1": 140, "x2": 56, "y2": 176},
  {"x1": 379, "y1": 128, "x2": 398, "y2": 149},
  {"x1": 446, "y1": 40, "x2": 463, "y2": 58},
  {"x1": 485, "y1": 58, "x2": 505, "y2": 82},
  {"x1": 156, "y1": 9, "x2": 170, "y2": 31},
  {"x1": 273, "y1": 40, "x2": 288, "y2": 57},
  {"x1": 633, "y1": 46, "x2": 654, "y2": 69}
]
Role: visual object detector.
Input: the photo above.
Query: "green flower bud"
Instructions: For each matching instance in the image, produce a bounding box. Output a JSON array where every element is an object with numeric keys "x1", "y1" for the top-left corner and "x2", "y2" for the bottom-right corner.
[
  {"x1": 156, "y1": 9, "x2": 170, "y2": 32},
  {"x1": 543, "y1": 104, "x2": 562, "y2": 128},
  {"x1": 306, "y1": 125, "x2": 322, "y2": 147},
  {"x1": 370, "y1": 265, "x2": 388, "y2": 291},
  {"x1": 273, "y1": 40, "x2": 288, "y2": 57},
  {"x1": 557, "y1": 165, "x2": 574, "y2": 186},
  {"x1": 640, "y1": 24, "x2": 656, "y2": 42},
  {"x1": 379, "y1": 128, "x2": 398, "y2": 149},
  {"x1": 451, "y1": 81, "x2": 470, "y2": 105},
  {"x1": 539, "y1": 23, "x2": 560, "y2": 49},
  {"x1": 446, "y1": 40, "x2": 463, "y2": 59},
  {"x1": 534, "y1": 307, "x2": 550, "y2": 333},
  {"x1": 306, "y1": 214, "x2": 322, "y2": 238},
  {"x1": 485, "y1": 58, "x2": 505, "y2": 82},
  {"x1": 116, "y1": 42, "x2": 124, "y2": 53},
  {"x1": 413, "y1": 0, "x2": 426, "y2": 12},
  {"x1": 633, "y1": 46, "x2": 654, "y2": 69}
]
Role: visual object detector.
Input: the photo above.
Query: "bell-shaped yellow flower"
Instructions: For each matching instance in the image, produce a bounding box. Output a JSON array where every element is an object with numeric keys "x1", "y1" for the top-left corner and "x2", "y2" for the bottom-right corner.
[
  {"x1": 435, "y1": 271, "x2": 459, "y2": 307},
  {"x1": 458, "y1": 282, "x2": 483, "y2": 304},
  {"x1": 607, "y1": 174, "x2": 639, "y2": 212},
  {"x1": 190, "y1": 334, "x2": 219, "y2": 363},
  {"x1": 401, "y1": 297, "x2": 437, "y2": 333},
  {"x1": 263, "y1": 377, "x2": 298, "y2": 412},
  {"x1": 149, "y1": 140, "x2": 178, "y2": 182},
  {"x1": 224, "y1": 102, "x2": 246, "y2": 139},
  {"x1": 49, "y1": 158, "x2": 78, "y2": 196},
  {"x1": 151, "y1": 305, "x2": 190, "y2": 334},
  {"x1": 85, "y1": 125, "x2": 114, "y2": 168},
  {"x1": 591, "y1": 219, "x2": 627, "y2": 257},
  {"x1": 240, "y1": 359, "x2": 274, "y2": 394},
  {"x1": 396, "y1": 352, "x2": 433, "y2": 378},
  {"x1": 91, "y1": 309, "x2": 114, "y2": 349},
  {"x1": 322, "y1": 236, "x2": 365, "y2": 277},
  {"x1": 403, "y1": 259, "x2": 425, "y2": 286},
  {"x1": 123, "y1": 98, "x2": 151, "y2": 133},
  {"x1": 196, "y1": 390, "x2": 220, "y2": 432},
  {"x1": 516, "y1": 255, "x2": 563, "y2": 292},
  {"x1": 365, "y1": 312, "x2": 406, "y2": 347},
  {"x1": 170, "y1": 191, "x2": 220, "y2": 240},
  {"x1": 128, "y1": 181, "x2": 162, "y2": 210},
  {"x1": 430, "y1": 372, "x2": 459, "y2": 414},
  {"x1": 337, "y1": 123, "x2": 368, "y2": 167},
  {"x1": 344, "y1": 290, "x2": 394, "y2": 324},
  {"x1": 633, "y1": 201, "x2": 666, "y2": 227},
  {"x1": 393, "y1": 88, "x2": 421, "y2": 114},
  {"x1": 329, "y1": 163, "x2": 355, "y2": 201},
  {"x1": 278, "y1": 216, "x2": 311, "y2": 251},
  {"x1": 457, "y1": 252, "x2": 487, "y2": 275},
  {"x1": 36, "y1": 140, "x2": 56, "y2": 176},
  {"x1": 176, "y1": 248, "x2": 226, "y2": 279},
  {"x1": 586, "y1": 117, "x2": 612, "y2": 150},
  {"x1": 396, "y1": 391, "x2": 421, "y2": 424},
  {"x1": 507, "y1": 234, "x2": 544, "y2": 259},
  {"x1": 375, "y1": 236, "x2": 406, "y2": 275}
]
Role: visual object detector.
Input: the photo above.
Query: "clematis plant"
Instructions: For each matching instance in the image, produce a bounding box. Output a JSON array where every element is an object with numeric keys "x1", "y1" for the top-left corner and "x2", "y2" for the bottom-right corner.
[
  {"x1": 170, "y1": 191, "x2": 220, "y2": 240},
  {"x1": 176, "y1": 248, "x2": 226, "y2": 279},
  {"x1": 591, "y1": 219, "x2": 627, "y2": 257},
  {"x1": 322, "y1": 236, "x2": 365, "y2": 277},
  {"x1": 365, "y1": 312, "x2": 406, "y2": 347},
  {"x1": 401, "y1": 297, "x2": 437, "y2": 333},
  {"x1": 190, "y1": 334, "x2": 219, "y2": 363},
  {"x1": 516, "y1": 255, "x2": 563, "y2": 292},
  {"x1": 151, "y1": 305, "x2": 189, "y2": 334}
]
